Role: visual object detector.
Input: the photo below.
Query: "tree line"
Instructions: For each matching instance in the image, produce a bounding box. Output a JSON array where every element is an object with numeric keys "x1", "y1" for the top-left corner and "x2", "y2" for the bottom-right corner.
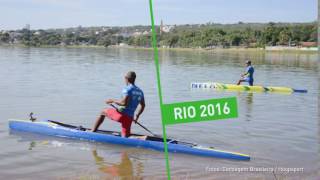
[
  {"x1": 158, "y1": 22, "x2": 317, "y2": 48},
  {"x1": 0, "y1": 26, "x2": 152, "y2": 47},
  {"x1": 0, "y1": 22, "x2": 316, "y2": 48}
]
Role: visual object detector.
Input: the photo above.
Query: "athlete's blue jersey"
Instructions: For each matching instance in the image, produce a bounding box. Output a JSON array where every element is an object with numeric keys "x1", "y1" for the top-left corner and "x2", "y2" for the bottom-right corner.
[
  {"x1": 245, "y1": 65, "x2": 254, "y2": 80},
  {"x1": 121, "y1": 84, "x2": 144, "y2": 117}
]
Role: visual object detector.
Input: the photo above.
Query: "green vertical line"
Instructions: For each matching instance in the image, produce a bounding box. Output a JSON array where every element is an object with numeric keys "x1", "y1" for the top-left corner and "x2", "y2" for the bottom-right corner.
[{"x1": 148, "y1": 0, "x2": 171, "y2": 179}]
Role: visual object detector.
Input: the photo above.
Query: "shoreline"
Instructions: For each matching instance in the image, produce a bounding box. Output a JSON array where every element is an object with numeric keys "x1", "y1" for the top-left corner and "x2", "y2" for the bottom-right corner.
[
  {"x1": 0, "y1": 44, "x2": 317, "y2": 54},
  {"x1": 112, "y1": 46, "x2": 318, "y2": 54}
]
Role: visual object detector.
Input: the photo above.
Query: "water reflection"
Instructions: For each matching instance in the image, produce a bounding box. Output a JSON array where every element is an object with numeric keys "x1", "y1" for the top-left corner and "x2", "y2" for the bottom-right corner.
[
  {"x1": 245, "y1": 92, "x2": 253, "y2": 121},
  {"x1": 158, "y1": 49, "x2": 317, "y2": 70},
  {"x1": 92, "y1": 150, "x2": 143, "y2": 179},
  {"x1": 10, "y1": 131, "x2": 145, "y2": 179},
  {"x1": 228, "y1": 92, "x2": 254, "y2": 122},
  {"x1": 28, "y1": 141, "x2": 36, "y2": 150}
]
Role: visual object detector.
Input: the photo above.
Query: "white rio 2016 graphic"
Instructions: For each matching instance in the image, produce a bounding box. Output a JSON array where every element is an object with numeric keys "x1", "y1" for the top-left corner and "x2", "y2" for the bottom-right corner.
[{"x1": 173, "y1": 103, "x2": 231, "y2": 120}]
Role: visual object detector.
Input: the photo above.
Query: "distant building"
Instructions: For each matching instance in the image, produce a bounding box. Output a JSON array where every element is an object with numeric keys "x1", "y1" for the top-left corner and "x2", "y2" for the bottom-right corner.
[
  {"x1": 162, "y1": 25, "x2": 174, "y2": 33},
  {"x1": 160, "y1": 20, "x2": 163, "y2": 35},
  {"x1": 119, "y1": 43, "x2": 128, "y2": 47},
  {"x1": 300, "y1": 42, "x2": 317, "y2": 47},
  {"x1": 34, "y1": 31, "x2": 41, "y2": 35},
  {"x1": 160, "y1": 20, "x2": 174, "y2": 34},
  {"x1": 119, "y1": 32, "x2": 131, "y2": 38},
  {"x1": 142, "y1": 31, "x2": 149, "y2": 35},
  {"x1": 8, "y1": 31, "x2": 22, "y2": 44},
  {"x1": 77, "y1": 25, "x2": 82, "y2": 32},
  {"x1": 24, "y1": 24, "x2": 30, "y2": 30},
  {"x1": 102, "y1": 27, "x2": 111, "y2": 32},
  {"x1": 132, "y1": 32, "x2": 142, "y2": 37}
]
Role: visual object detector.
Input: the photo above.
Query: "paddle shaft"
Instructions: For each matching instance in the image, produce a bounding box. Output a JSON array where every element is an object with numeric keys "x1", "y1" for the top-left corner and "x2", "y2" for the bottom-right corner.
[
  {"x1": 109, "y1": 104, "x2": 159, "y2": 137},
  {"x1": 134, "y1": 120, "x2": 158, "y2": 137}
]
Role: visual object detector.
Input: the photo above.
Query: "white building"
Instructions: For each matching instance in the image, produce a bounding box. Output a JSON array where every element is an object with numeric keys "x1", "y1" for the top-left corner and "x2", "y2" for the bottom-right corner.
[{"x1": 160, "y1": 20, "x2": 174, "y2": 34}]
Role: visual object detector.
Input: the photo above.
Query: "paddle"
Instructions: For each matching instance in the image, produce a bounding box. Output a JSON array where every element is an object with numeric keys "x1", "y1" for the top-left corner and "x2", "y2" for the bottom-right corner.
[
  {"x1": 108, "y1": 106, "x2": 194, "y2": 145},
  {"x1": 109, "y1": 104, "x2": 160, "y2": 137}
]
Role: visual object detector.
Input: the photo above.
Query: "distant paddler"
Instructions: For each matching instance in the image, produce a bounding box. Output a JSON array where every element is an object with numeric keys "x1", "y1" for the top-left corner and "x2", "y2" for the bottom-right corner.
[{"x1": 237, "y1": 60, "x2": 254, "y2": 86}]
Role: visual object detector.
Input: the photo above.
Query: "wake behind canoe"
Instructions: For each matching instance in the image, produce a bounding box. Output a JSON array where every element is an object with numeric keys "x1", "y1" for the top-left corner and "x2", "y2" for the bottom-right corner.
[
  {"x1": 9, "y1": 119, "x2": 250, "y2": 161},
  {"x1": 191, "y1": 82, "x2": 307, "y2": 94}
]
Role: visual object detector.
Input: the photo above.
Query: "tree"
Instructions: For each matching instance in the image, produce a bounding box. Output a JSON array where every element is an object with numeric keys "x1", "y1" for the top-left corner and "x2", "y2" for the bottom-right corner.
[
  {"x1": 21, "y1": 28, "x2": 32, "y2": 46},
  {"x1": 227, "y1": 33, "x2": 242, "y2": 46},
  {"x1": 278, "y1": 28, "x2": 291, "y2": 45},
  {"x1": 97, "y1": 36, "x2": 111, "y2": 47},
  {"x1": 0, "y1": 33, "x2": 10, "y2": 43}
]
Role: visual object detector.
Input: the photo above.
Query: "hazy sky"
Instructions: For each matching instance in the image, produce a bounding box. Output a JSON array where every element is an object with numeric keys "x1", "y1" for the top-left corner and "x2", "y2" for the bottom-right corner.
[{"x1": 0, "y1": 0, "x2": 317, "y2": 30}]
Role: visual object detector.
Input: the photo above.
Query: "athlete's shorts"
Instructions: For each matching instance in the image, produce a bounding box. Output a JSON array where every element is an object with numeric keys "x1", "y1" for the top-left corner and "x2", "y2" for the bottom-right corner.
[
  {"x1": 104, "y1": 108, "x2": 133, "y2": 137},
  {"x1": 242, "y1": 77, "x2": 254, "y2": 86}
]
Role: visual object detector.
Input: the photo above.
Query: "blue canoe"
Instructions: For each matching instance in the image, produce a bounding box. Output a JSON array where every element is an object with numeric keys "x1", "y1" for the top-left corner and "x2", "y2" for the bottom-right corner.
[{"x1": 9, "y1": 119, "x2": 250, "y2": 161}]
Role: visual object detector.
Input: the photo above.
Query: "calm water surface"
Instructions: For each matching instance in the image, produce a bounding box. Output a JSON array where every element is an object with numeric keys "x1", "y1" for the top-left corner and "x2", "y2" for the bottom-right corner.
[
  {"x1": 0, "y1": 46, "x2": 165, "y2": 179},
  {"x1": 159, "y1": 50, "x2": 319, "y2": 179},
  {"x1": 0, "y1": 46, "x2": 318, "y2": 179}
]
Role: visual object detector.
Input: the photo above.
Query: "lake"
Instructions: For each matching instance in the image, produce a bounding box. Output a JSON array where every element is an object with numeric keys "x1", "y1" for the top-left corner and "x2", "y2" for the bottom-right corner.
[
  {"x1": 159, "y1": 49, "x2": 318, "y2": 179},
  {"x1": 0, "y1": 46, "x2": 318, "y2": 179}
]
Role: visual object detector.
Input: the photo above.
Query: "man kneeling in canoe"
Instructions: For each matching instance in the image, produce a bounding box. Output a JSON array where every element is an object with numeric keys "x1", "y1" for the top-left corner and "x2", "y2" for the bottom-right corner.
[
  {"x1": 92, "y1": 71, "x2": 145, "y2": 137},
  {"x1": 237, "y1": 60, "x2": 254, "y2": 86}
]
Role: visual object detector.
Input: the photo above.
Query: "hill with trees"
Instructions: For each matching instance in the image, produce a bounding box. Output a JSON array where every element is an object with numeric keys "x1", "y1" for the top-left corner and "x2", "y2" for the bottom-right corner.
[{"x1": 0, "y1": 22, "x2": 317, "y2": 49}]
